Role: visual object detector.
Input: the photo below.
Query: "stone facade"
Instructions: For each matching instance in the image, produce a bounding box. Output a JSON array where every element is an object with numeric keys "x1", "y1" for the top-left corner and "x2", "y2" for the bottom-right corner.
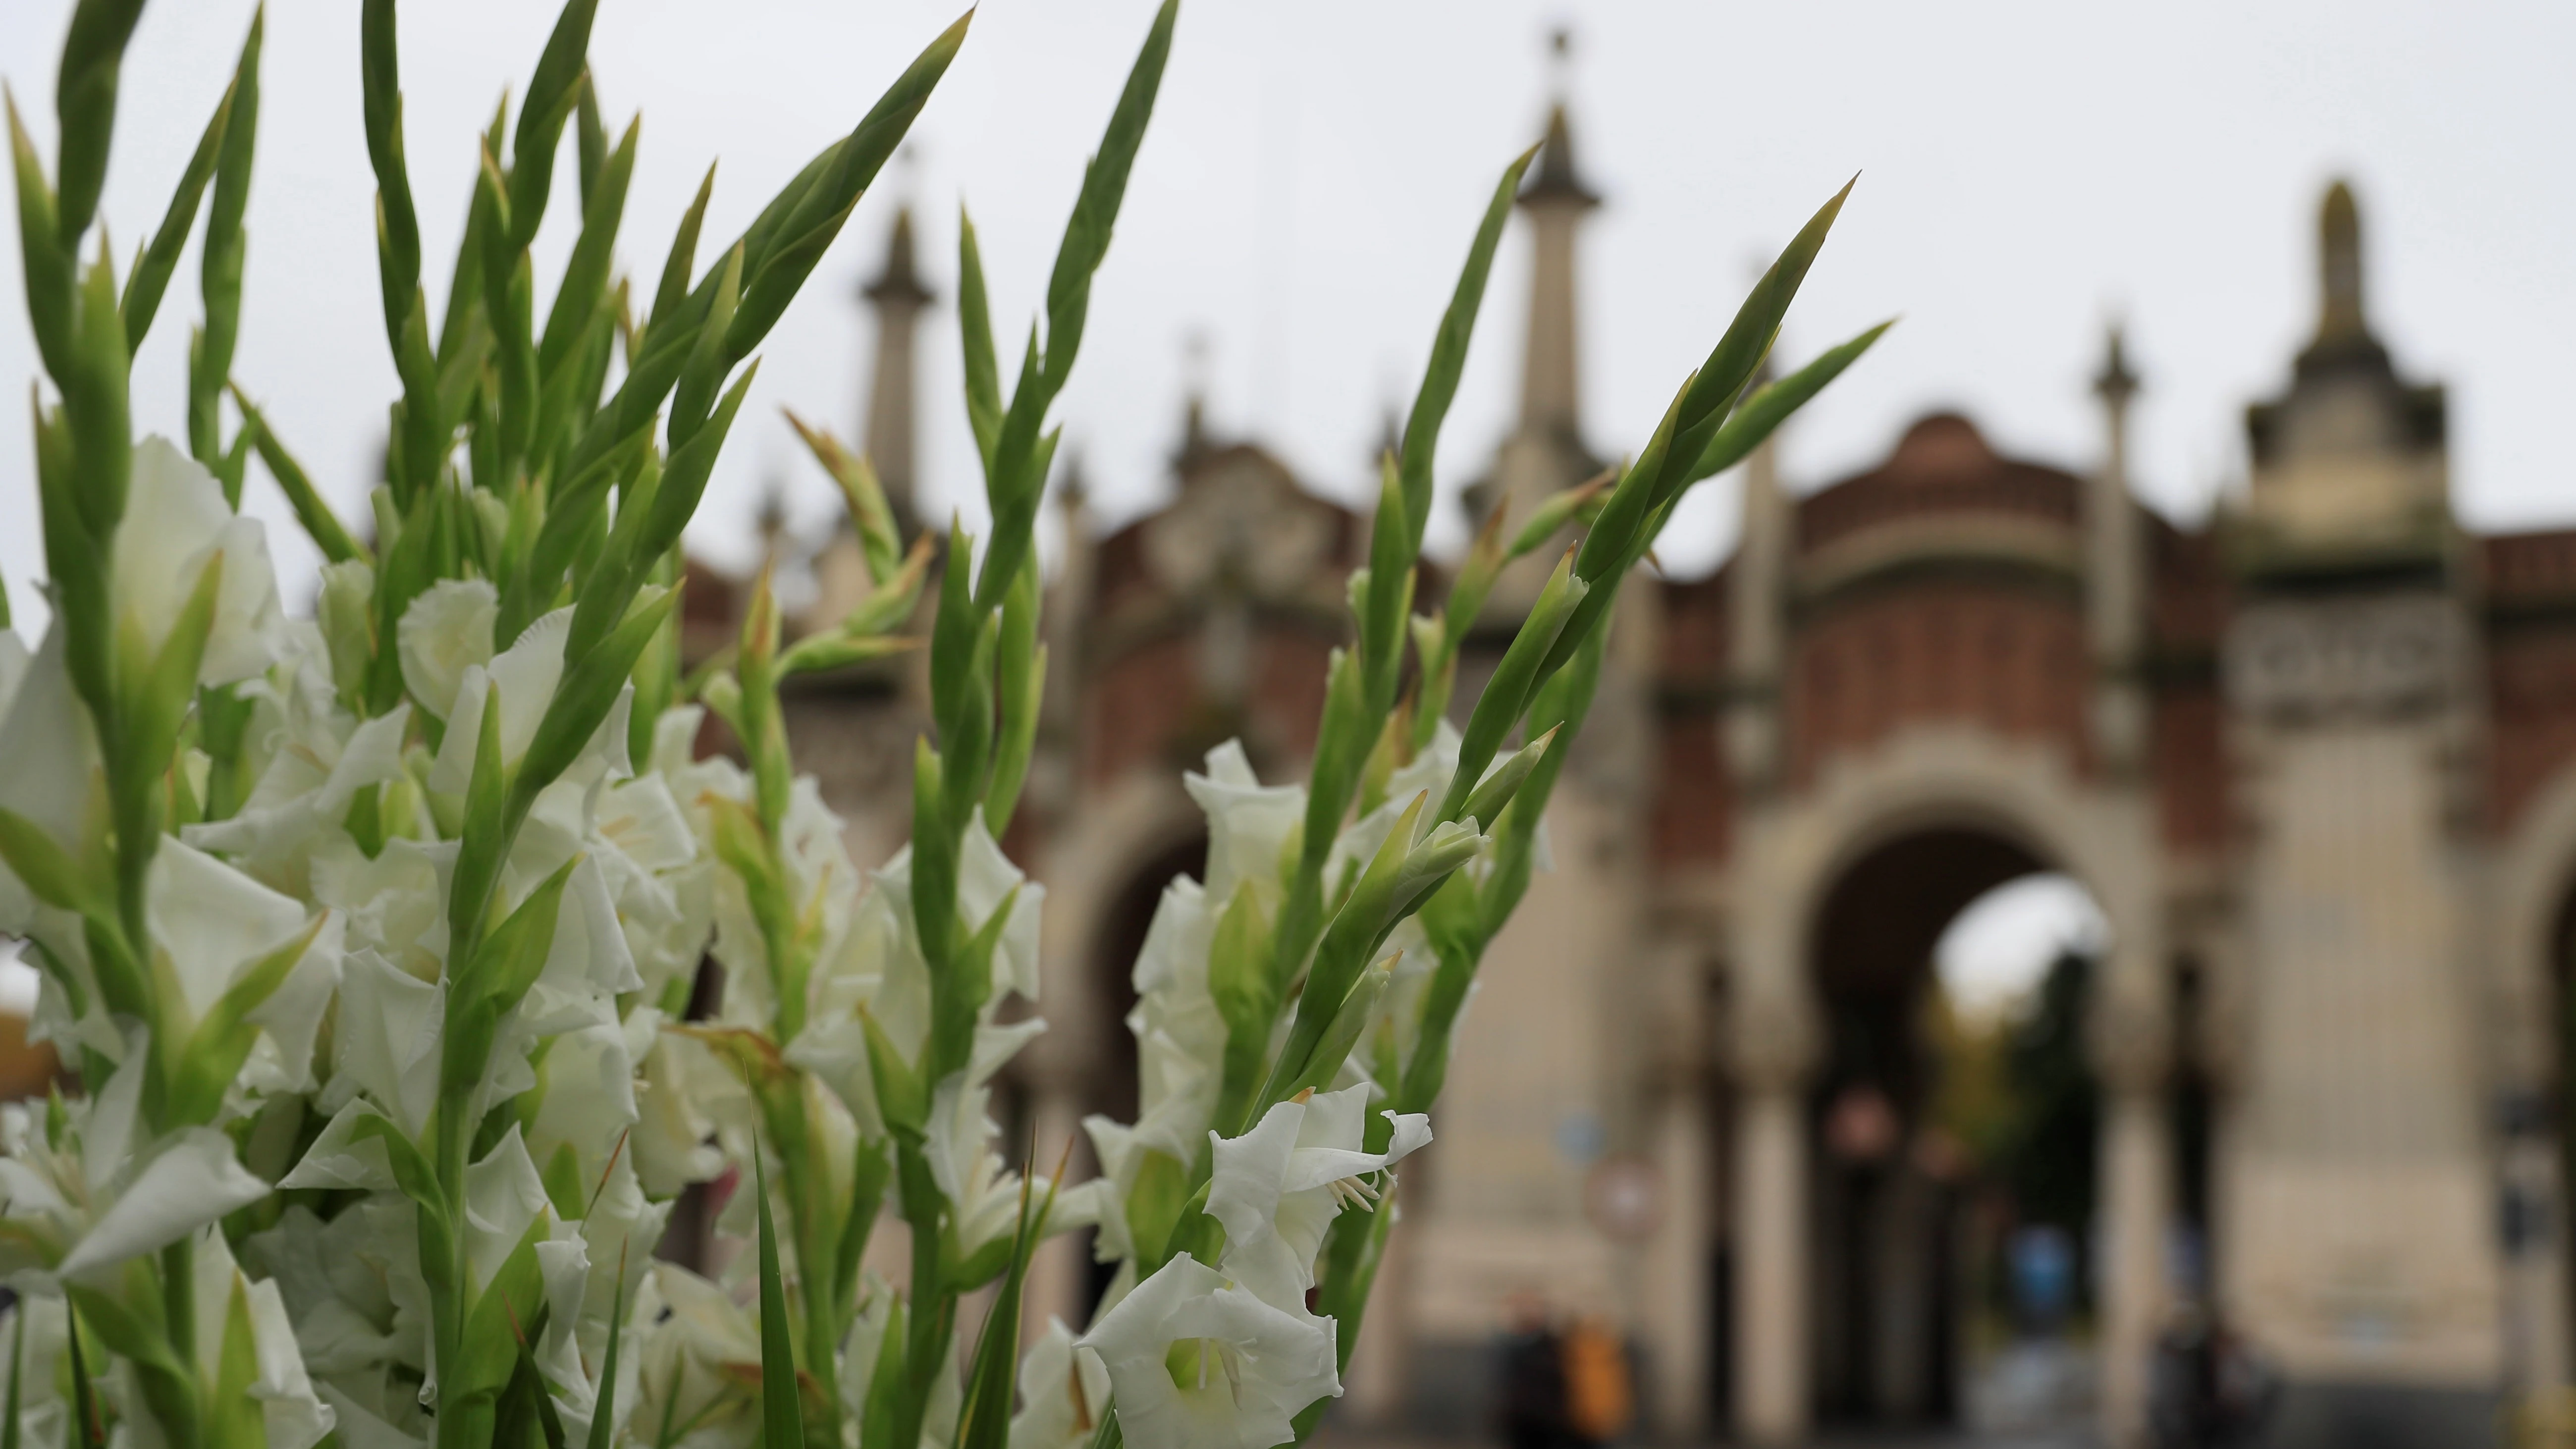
[{"x1": 704, "y1": 110, "x2": 2576, "y2": 1449}]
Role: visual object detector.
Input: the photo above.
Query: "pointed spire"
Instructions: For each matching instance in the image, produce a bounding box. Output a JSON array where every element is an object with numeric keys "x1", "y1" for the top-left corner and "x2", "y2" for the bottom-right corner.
[
  {"x1": 1513, "y1": 31, "x2": 1597, "y2": 448},
  {"x1": 859, "y1": 206, "x2": 933, "y2": 528},
  {"x1": 1177, "y1": 330, "x2": 1213, "y2": 467},
  {"x1": 863, "y1": 206, "x2": 931, "y2": 309},
  {"x1": 1521, "y1": 32, "x2": 1600, "y2": 210},
  {"x1": 2315, "y1": 179, "x2": 2366, "y2": 344},
  {"x1": 2094, "y1": 322, "x2": 2139, "y2": 408}
]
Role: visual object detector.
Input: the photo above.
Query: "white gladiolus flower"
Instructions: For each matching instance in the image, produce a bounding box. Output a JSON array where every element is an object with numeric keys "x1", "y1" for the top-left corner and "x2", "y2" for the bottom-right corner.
[
  {"x1": 1183, "y1": 741, "x2": 1303, "y2": 912},
  {"x1": 1076, "y1": 1253, "x2": 1341, "y2": 1449},
  {"x1": 0, "y1": 1045, "x2": 272, "y2": 1285},
  {"x1": 147, "y1": 836, "x2": 345, "y2": 1094},
  {"x1": 1205, "y1": 1084, "x2": 1431, "y2": 1314},
  {"x1": 921, "y1": 1017, "x2": 1103, "y2": 1259},
  {"x1": 1008, "y1": 1317, "x2": 1112, "y2": 1449},
  {"x1": 184, "y1": 1224, "x2": 339, "y2": 1449},
  {"x1": 629, "y1": 1017, "x2": 730, "y2": 1196},
  {"x1": 111, "y1": 436, "x2": 290, "y2": 687},
  {"x1": 311, "y1": 829, "x2": 449, "y2": 970},
  {"x1": 244, "y1": 1201, "x2": 418, "y2": 1384},
  {"x1": 396, "y1": 579, "x2": 499, "y2": 721},
  {"x1": 0, "y1": 624, "x2": 101, "y2": 951},
  {"x1": 184, "y1": 690, "x2": 411, "y2": 884},
  {"x1": 427, "y1": 607, "x2": 633, "y2": 796},
  {"x1": 0, "y1": 1293, "x2": 74, "y2": 1445},
  {"x1": 633, "y1": 1261, "x2": 761, "y2": 1449}
]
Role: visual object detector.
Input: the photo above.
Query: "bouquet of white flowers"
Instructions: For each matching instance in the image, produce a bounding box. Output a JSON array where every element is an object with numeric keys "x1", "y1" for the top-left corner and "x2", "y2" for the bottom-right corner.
[{"x1": 0, "y1": 1, "x2": 1879, "y2": 1445}]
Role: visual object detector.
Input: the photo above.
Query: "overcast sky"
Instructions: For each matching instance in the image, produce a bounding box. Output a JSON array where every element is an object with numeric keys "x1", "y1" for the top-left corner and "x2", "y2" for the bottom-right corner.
[{"x1": 4, "y1": 0, "x2": 2573, "y2": 613}]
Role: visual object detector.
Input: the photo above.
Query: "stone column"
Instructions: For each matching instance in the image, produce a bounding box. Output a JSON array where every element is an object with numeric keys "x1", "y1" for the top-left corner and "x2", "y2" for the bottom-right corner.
[
  {"x1": 2503, "y1": 1107, "x2": 2573, "y2": 1394},
  {"x1": 1344, "y1": 1215, "x2": 1411, "y2": 1424},
  {"x1": 1733, "y1": 1082, "x2": 1808, "y2": 1444},
  {"x1": 1641, "y1": 1081, "x2": 1712, "y2": 1437},
  {"x1": 2092, "y1": 984, "x2": 2172, "y2": 1449},
  {"x1": 1021, "y1": 1084, "x2": 1095, "y2": 1340}
]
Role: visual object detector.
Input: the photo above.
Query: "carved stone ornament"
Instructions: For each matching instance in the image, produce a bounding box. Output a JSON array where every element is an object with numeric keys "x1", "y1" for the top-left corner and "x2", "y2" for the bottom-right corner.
[
  {"x1": 1142, "y1": 452, "x2": 1331, "y2": 599},
  {"x1": 2223, "y1": 594, "x2": 2460, "y2": 723}
]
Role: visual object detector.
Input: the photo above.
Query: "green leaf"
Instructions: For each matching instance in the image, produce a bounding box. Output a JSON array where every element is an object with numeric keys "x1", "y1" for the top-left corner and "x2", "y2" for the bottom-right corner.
[
  {"x1": 957, "y1": 207, "x2": 1000, "y2": 471},
  {"x1": 165, "y1": 912, "x2": 328, "y2": 1127},
  {"x1": 956, "y1": 1172, "x2": 1055, "y2": 1449},
  {"x1": 986, "y1": 552, "x2": 1043, "y2": 796},
  {"x1": 539, "y1": 113, "x2": 636, "y2": 377},
  {"x1": 66, "y1": 239, "x2": 132, "y2": 547},
  {"x1": 1572, "y1": 178, "x2": 1856, "y2": 594},
  {"x1": 119, "y1": 27, "x2": 238, "y2": 353},
  {"x1": 584, "y1": 1242, "x2": 630, "y2": 1449},
  {"x1": 359, "y1": 0, "x2": 420, "y2": 330},
  {"x1": 649, "y1": 161, "x2": 714, "y2": 336},
  {"x1": 859, "y1": 1008, "x2": 927, "y2": 1136},
  {"x1": 65, "y1": 1293, "x2": 104, "y2": 1449},
  {"x1": 1, "y1": 1268, "x2": 23, "y2": 1449},
  {"x1": 1682, "y1": 318, "x2": 1894, "y2": 485},
  {"x1": 753, "y1": 1152, "x2": 807, "y2": 1449},
  {"x1": 1395, "y1": 142, "x2": 1536, "y2": 541},
  {"x1": 907, "y1": 740, "x2": 955, "y2": 973},
  {"x1": 7, "y1": 95, "x2": 73, "y2": 381},
  {"x1": 51, "y1": 0, "x2": 147, "y2": 249},
  {"x1": 723, "y1": 11, "x2": 971, "y2": 367},
  {"x1": 784, "y1": 410, "x2": 900, "y2": 583},
  {"x1": 507, "y1": 0, "x2": 599, "y2": 247},
  {"x1": 775, "y1": 630, "x2": 916, "y2": 678},
  {"x1": 125, "y1": 549, "x2": 226, "y2": 777},
  {"x1": 231, "y1": 387, "x2": 369, "y2": 563},
  {"x1": 1282, "y1": 952, "x2": 1393, "y2": 1102},
  {"x1": 973, "y1": 0, "x2": 1176, "y2": 614},
  {"x1": 0, "y1": 805, "x2": 96, "y2": 914},
  {"x1": 188, "y1": 3, "x2": 261, "y2": 474},
  {"x1": 1454, "y1": 724, "x2": 1558, "y2": 835},
  {"x1": 1358, "y1": 453, "x2": 1416, "y2": 710},
  {"x1": 1255, "y1": 792, "x2": 1426, "y2": 1114},
  {"x1": 466, "y1": 852, "x2": 580, "y2": 1021},
  {"x1": 1436, "y1": 548, "x2": 1584, "y2": 824},
  {"x1": 209, "y1": 1270, "x2": 265, "y2": 1449},
  {"x1": 1506, "y1": 467, "x2": 1613, "y2": 561}
]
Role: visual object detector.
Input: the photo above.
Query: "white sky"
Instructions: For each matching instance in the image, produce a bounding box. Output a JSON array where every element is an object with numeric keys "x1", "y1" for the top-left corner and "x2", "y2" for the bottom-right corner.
[
  {"x1": 3, "y1": 0, "x2": 2573, "y2": 613},
  {"x1": 1935, "y1": 874, "x2": 2110, "y2": 1022}
]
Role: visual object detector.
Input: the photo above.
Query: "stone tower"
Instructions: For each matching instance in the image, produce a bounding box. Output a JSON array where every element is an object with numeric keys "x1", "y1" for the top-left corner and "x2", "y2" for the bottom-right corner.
[{"x1": 2218, "y1": 180, "x2": 2499, "y2": 1397}]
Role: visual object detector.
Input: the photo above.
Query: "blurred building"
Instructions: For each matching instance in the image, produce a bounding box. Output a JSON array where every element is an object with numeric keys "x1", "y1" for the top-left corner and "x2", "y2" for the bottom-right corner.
[{"x1": 706, "y1": 88, "x2": 2576, "y2": 1449}]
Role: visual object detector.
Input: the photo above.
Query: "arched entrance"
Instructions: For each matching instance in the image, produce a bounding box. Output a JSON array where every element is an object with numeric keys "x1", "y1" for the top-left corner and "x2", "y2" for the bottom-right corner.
[
  {"x1": 1077, "y1": 831, "x2": 1205, "y2": 1313},
  {"x1": 1806, "y1": 826, "x2": 2079, "y2": 1426}
]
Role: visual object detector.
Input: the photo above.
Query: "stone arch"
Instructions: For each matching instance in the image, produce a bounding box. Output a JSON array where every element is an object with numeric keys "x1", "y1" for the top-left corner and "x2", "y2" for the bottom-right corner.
[
  {"x1": 1724, "y1": 724, "x2": 2168, "y2": 1444},
  {"x1": 2491, "y1": 763, "x2": 2576, "y2": 1093},
  {"x1": 2488, "y1": 760, "x2": 2576, "y2": 1389},
  {"x1": 1029, "y1": 770, "x2": 1206, "y2": 1091},
  {"x1": 1735, "y1": 726, "x2": 2162, "y2": 1041}
]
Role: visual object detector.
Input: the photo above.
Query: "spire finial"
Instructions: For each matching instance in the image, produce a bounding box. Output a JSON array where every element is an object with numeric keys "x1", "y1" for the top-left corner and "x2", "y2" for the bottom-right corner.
[
  {"x1": 863, "y1": 205, "x2": 930, "y2": 308},
  {"x1": 2094, "y1": 320, "x2": 2139, "y2": 407},
  {"x1": 1180, "y1": 330, "x2": 1212, "y2": 461},
  {"x1": 2317, "y1": 178, "x2": 2366, "y2": 342},
  {"x1": 1522, "y1": 28, "x2": 1599, "y2": 209}
]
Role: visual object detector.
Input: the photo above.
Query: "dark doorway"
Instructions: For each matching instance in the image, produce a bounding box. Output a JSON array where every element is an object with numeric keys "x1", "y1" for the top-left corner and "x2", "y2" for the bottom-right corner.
[
  {"x1": 1806, "y1": 826, "x2": 2061, "y2": 1429},
  {"x1": 1078, "y1": 832, "x2": 1207, "y2": 1317}
]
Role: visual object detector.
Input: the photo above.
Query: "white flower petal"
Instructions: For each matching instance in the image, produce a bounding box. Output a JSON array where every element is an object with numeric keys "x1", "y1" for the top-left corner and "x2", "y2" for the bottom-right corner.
[
  {"x1": 57, "y1": 1127, "x2": 269, "y2": 1279},
  {"x1": 396, "y1": 579, "x2": 498, "y2": 721},
  {"x1": 113, "y1": 437, "x2": 288, "y2": 687}
]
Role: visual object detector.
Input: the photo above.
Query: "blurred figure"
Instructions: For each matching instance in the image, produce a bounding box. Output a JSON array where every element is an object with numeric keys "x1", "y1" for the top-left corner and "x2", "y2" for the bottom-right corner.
[
  {"x1": 1562, "y1": 1312, "x2": 1634, "y2": 1447},
  {"x1": 2010, "y1": 1223, "x2": 2078, "y2": 1333},
  {"x1": 1496, "y1": 1292, "x2": 1571, "y2": 1449},
  {"x1": 2149, "y1": 1300, "x2": 2278, "y2": 1448}
]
